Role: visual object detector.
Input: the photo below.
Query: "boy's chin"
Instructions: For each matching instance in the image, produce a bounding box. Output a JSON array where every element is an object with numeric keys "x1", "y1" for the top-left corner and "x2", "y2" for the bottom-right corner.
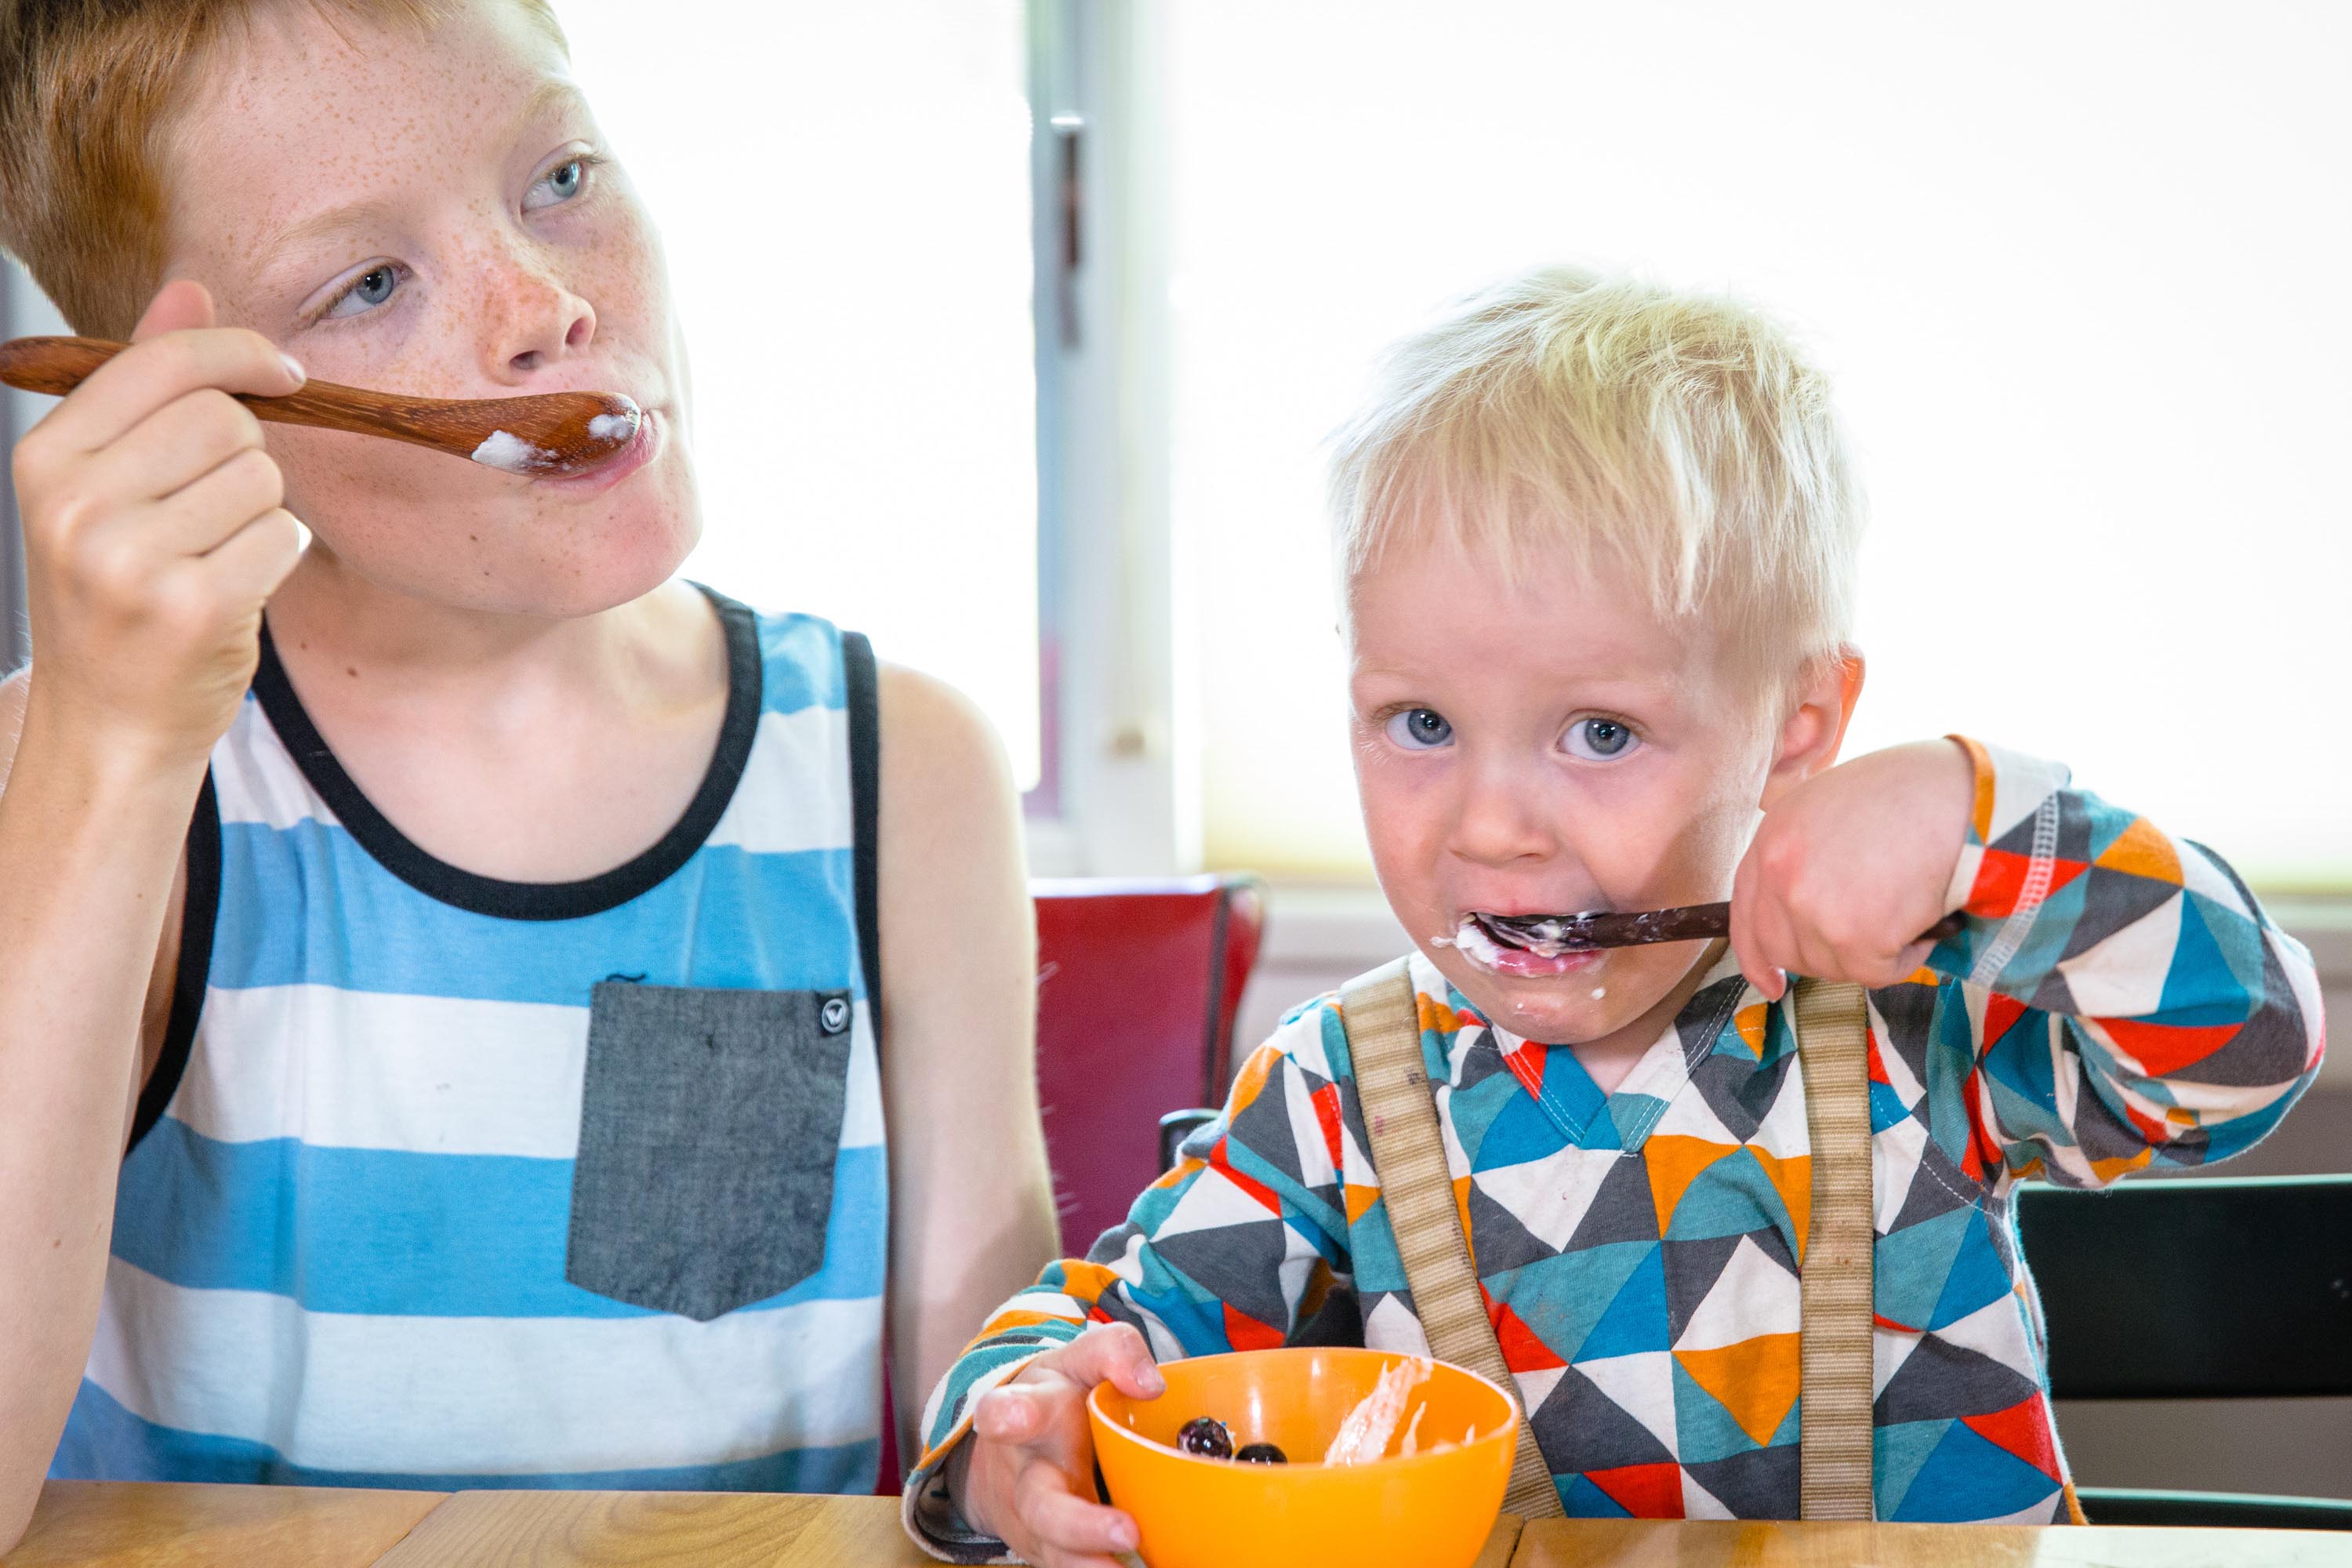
[{"x1": 1428, "y1": 948, "x2": 1677, "y2": 1046}]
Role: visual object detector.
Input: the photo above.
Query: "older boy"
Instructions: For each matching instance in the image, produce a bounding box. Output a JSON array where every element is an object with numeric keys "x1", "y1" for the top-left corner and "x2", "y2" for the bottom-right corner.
[
  {"x1": 910, "y1": 267, "x2": 2324, "y2": 1562},
  {"x1": 0, "y1": 0, "x2": 1058, "y2": 1548}
]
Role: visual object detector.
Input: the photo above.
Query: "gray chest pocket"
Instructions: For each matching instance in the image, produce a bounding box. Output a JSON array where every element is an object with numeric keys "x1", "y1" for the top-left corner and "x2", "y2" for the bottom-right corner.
[{"x1": 566, "y1": 981, "x2": 855, "y2": 1321}]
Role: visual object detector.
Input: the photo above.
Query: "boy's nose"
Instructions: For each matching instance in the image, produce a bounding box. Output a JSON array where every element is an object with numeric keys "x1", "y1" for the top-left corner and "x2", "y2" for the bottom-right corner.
[
  {"x1": 485, "y1": 260, "x2": 597, "y2": 380},
  {"x1": 1450, "y1": 761, "x2": 1558, "y2": 868}
]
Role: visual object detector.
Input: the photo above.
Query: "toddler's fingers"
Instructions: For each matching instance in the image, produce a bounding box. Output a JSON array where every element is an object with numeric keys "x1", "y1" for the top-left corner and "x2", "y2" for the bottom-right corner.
[
  {"x1": 1013, "y1": 1458, "x2": 1138, "y2": 1567},
  {"x1": 1066, "y1": 1323, "x2": 1164, "y2": 1399},
  {"x1": 972, "y1": 1385, "x2": 1044, "y2": 1445}
]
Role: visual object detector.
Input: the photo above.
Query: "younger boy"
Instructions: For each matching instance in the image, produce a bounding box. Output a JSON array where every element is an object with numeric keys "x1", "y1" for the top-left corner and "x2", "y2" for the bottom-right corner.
[{"x1": 908, "y1": 267, "x2": 2324, "y2": 1560}]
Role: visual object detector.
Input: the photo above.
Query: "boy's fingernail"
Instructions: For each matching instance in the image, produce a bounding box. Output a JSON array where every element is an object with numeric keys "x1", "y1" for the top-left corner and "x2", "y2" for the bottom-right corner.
[
  {"x1": 280, "y1": 352, "x2": 306, "y2": 384},
  {"x1": 1113, "y1": 1519, "x2": 1140, "y2": 1551},
  {"x1": 1141, "y1": 1368, "x2": 1166, "y2": 1396}
]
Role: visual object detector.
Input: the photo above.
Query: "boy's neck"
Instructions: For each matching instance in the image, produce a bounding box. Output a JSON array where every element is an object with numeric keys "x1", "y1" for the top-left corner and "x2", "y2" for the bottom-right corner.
[
  {"x1": 1553, "y1": 938, "x2": 1730, "y2": 1094},
  {"x1": 264, "y1": 544, "x2": 689, "y2": 695}
]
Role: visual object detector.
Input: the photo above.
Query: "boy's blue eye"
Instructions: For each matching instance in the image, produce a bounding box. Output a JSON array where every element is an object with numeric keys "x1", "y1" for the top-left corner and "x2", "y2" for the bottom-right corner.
[
  {"x1": 325, "y1": 264, "x2": 400, "y2": 318},
  {"x1": 1563, "y1": 717, "x2": 1638, "y2": 760},
  {"x1": 525, "y1": 157, "x2": 590, "y2": 212},
  {"x1": 1385, "y1": 709, "x2": 1454, "y2": 750}
]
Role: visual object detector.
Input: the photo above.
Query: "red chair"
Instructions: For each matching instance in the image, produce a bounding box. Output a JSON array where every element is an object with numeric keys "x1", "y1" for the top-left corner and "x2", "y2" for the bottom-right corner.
[{"x1": 1033, "y1": 873, "x2": 1268, "y2": 1257}]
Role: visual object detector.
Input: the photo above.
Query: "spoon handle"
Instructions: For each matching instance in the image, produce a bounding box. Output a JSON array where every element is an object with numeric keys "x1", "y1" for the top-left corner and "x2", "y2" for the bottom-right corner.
[
  {"x1": 0, "y1": 336, "x2": 481, "y2": 459},
  {"x1": 1565, "y1": 903, "x2": 1969, "y2": 950}
]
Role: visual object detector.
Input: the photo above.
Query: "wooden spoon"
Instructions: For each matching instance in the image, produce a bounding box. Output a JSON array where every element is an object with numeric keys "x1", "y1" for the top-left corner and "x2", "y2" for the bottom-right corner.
[
  {"x1": 1476, "y1": 904, "x2": 1969, "y2": 953},
  {"x1": 0, "y1": 336, "x2": 641, "y2": 478}
]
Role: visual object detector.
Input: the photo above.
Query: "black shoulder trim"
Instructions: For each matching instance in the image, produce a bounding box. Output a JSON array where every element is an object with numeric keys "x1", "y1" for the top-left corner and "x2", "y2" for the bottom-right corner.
[
  {"x1": 130, "y1": 768, "x2": 221, "y2": 1152},
  {"x1": 843, "y1": 630, "x2": 884, "y2": 1048},
  {"x1": 249, "y1": 586, "x2": 763, "y2": 922}
]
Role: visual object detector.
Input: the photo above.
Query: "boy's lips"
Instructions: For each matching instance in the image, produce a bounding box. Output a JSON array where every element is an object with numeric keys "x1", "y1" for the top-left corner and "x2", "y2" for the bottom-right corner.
[
  {"x1": 1444, "y1": 911, "x2": 1605, "y2": 978},
  {"x1": 534, "y1": 405, "x2": 662, "y2": 494}
]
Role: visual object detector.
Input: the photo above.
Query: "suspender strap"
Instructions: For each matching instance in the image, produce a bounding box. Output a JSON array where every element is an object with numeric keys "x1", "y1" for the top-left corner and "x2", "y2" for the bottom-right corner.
[
  {"x1": 1341, "y1": 960, "x2": 1563, "y2": 1519},
  {"x1": 1792, "y1": 977, "x2": 1876, "y2": 1521}
]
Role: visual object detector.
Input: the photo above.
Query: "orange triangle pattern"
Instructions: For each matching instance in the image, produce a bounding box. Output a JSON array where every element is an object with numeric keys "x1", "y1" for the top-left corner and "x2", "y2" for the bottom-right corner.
[
  {"x1": 1227, "y1": 1046, "x2": 1277, "y2": 1117},
  {"x1": 2101, "y1": 1016, "x2": 2241, "y2": 1077},
  {"x1": 1965, "y1": 850, "x2": 2088, "y2": 920},
  {"x1": 1675, "y1": 1334, "x2": 1802, "y2": 1447},
  {"x1": 1982, "y1": 993, "x2": 2030, "y2": 1050},
  {"x1": 1646, "y1": 1135, "x2": 1739, "y2": 1236},
  {"x1": 1962, "y1": 1392, "x2": 2063, "y2": 1482},
  {"x1": 1588, "y1": 1461, "x2": 1685, "y2": 1519},
  {"x1": 1744, "y1": 1146, "x2": 1813, "y2": 1265},
  {"x1": 1210, "y1": 1142, "x2": 1283, "y2": 1216},
  {"x1": 1416, "y1": 991, "x2": 1467, "y2": 1036},
  {"x1": 2094, "y1": 815, "x2": 2182, "y2": 886},
  {"x1": 1732, "y1": 1003, "x2": 1769, "y2": 1059},
  {"x1": 1310, "y1": 1083, "x2": 1347, "y2": 1171},
  {"x1": 1489, "y1": 1296, "x2": 1567, "y2": 1370},
  {"x1": 1345, "y1": 1183, "x2": 1381, "y2": 1226},
  {"x1": 1224, "y1": 1301, "x2": 1284, "y2": 1352},
  {"x1": 1454, "y1": 1176, "x2": 1477, "y2": 1267}
]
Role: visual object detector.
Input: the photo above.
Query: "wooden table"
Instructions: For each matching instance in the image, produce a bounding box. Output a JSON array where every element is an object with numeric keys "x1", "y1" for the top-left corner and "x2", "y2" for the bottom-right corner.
[{"x1": 8, "y1": 1484, "x2": 2350, "y2": 1566}]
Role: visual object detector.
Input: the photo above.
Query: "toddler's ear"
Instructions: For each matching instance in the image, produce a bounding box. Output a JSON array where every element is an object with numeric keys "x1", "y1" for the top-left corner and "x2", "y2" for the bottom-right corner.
[{"x1": 1758, "y1": 648, "x2": 1865, "y2": 808}]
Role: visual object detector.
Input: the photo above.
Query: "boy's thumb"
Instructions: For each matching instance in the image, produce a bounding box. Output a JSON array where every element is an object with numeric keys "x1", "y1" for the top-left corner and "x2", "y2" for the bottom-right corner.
[{"x1": 132, "y1": 279, "x2": 216, "y2": 341}]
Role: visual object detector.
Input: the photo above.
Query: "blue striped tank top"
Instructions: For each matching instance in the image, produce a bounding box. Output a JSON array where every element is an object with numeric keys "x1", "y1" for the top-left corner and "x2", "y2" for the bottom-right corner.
[{"x1": 49, "y1": 590, "x2": 890, "y2": 1493}]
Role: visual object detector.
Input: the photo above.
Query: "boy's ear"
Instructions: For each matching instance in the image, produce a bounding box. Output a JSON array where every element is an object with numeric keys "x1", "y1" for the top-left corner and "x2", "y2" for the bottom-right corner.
[{"x1": 1758, "y1": 647, "x2": 1865, "y2": 810}]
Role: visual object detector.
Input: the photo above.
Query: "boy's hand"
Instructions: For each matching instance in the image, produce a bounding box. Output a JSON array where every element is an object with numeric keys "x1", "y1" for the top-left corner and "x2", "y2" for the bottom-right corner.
[
  {"x1": 952, "y1": 1323, "x2": 1163, "y2": 1568},
  {"x1": 1730, "y1": 738, "x2": 1976, "y2": 1000},
  {"x1": 12, "y1": 280, "x2": 307, "y2": 772}
]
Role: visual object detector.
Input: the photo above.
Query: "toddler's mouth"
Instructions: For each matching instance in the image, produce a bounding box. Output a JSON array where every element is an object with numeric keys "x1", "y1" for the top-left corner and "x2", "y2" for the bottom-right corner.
[{"x1": 1442, "y1": 911, "x2": 1606, "y2": 977}]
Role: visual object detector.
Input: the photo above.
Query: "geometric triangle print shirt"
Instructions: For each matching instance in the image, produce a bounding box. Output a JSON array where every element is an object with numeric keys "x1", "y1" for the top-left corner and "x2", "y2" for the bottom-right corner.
[{"x1": 906, "y1": 740, "x2": 2324, "y2": 1554}]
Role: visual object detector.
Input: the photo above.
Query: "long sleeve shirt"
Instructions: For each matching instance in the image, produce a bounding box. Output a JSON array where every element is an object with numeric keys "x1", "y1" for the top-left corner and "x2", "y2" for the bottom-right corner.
[{"x1": 905, "y1": 742, "x2": 2324, "y2": 1555}]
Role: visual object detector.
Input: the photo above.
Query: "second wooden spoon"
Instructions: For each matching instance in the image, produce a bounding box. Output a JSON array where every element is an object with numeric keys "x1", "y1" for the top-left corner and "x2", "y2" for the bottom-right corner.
[{"x1": 0, "y1": 336, "x2": 642, "y2": 478}]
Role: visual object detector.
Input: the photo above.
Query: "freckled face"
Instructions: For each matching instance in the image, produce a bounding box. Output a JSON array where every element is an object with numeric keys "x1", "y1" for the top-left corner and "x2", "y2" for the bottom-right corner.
[
  {"x1": 162, "y1": 0, "x2": 696, "y2": 615},
  {"x1": 1348, "y1": 533, "x2": 1779, "y2": 1044}
]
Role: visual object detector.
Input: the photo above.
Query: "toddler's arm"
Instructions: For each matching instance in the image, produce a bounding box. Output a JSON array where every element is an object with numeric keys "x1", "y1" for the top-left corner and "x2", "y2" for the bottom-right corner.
[
  {"x1": 1895, "y1": 739, "x2": 2320, "y2": 1187},
  {"x1": 0, "y1": 281, "x2": 304, "y2": 1550},
  {"x1": 905, "y1": 1007, "x2": 1365, "y2": 1563}
]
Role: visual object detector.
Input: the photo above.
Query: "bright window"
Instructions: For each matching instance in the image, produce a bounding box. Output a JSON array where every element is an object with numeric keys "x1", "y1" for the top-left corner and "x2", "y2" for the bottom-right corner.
[
  {"x1": 1169, "y1": 1, "x2": 2352, "y2": 887},
  {"x1": 561, "y1": 1, "x2": 1043, "y2": 789}
]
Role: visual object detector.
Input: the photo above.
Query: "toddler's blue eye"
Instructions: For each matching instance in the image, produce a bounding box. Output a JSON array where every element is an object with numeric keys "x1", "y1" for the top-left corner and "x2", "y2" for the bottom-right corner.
[
  {"x1": 1564, "y1": 717, "x2": 1637, "y2": 760},
  {"x1": 1385, "y1": 709, "x2": 1453, "y2": 750},
  {"x1": 325, "y1": 264, "x2": 400, "y2": 318}
]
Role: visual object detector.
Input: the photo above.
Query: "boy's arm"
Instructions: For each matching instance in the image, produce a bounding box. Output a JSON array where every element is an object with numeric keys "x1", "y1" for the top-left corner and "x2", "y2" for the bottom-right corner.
[
  {"x1": 873, "y1": 665, "x2": 1061, "y2": 1469},
  {"x1": 1908, "y1": 739, "x2": 2323, "y2": 1188},
  {"x1": 906, "y1": 1006, "x2": 1362, "y2": 1559},
  {"x1": 0, "y1": 285, "x2": 304, "y2": 1552}
]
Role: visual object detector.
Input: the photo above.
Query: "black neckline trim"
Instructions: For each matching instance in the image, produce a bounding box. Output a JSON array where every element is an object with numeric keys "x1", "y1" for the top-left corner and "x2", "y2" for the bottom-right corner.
[
  {"x1": 129, "y1": 768, "x2": 222, "y2": 1153},
  {"x1": 251, "y1": 585, "x2": 764, "y2": 923}
]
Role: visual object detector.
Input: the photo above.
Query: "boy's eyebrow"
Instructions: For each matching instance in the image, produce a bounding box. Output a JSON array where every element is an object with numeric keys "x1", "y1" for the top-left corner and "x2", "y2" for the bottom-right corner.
[{"x1": 253, "y1": 80, "x2": 591, "y2": 268}]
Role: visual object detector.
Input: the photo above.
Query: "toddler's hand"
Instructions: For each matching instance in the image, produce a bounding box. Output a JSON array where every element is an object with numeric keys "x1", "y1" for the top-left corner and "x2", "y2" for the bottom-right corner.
[
  {"x1": 1730, "y1": 738, "x2": 1976, "y2": 1000},
  {"x1": 952, "y1": 1323, "x2": 1163, "y2": 1568},
  {"x1": 12, "y1": 280, "x2": 307, "y2": 772}
]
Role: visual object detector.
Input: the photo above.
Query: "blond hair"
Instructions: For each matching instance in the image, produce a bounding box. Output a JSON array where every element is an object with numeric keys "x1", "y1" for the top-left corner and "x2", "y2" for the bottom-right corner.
[
  {"x1": 1330, "y1": 264, "x2": 1864, "y2": 685},
  {"x1": 0, "y1": 0, "x2": 564, "y2": 339}
]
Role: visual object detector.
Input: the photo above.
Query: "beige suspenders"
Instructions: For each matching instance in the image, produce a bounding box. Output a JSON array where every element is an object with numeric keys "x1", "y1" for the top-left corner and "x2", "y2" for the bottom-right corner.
[
  {"x1": 1342, "y1": 960, "x2": 1564, "y2": 1518},
  {"x1": 1340, "y1": 959, "x2": 1878, "y2": 1522},
  {"x1": 1791, "y1": 978, "x2": 1878, "y2": 1520}
]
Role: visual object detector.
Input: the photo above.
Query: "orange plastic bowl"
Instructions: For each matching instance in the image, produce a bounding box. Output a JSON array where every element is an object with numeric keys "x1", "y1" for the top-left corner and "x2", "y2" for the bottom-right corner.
[{"x1": 1087, "y1": 1347, "x2": 1519, "y2": 1568}]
